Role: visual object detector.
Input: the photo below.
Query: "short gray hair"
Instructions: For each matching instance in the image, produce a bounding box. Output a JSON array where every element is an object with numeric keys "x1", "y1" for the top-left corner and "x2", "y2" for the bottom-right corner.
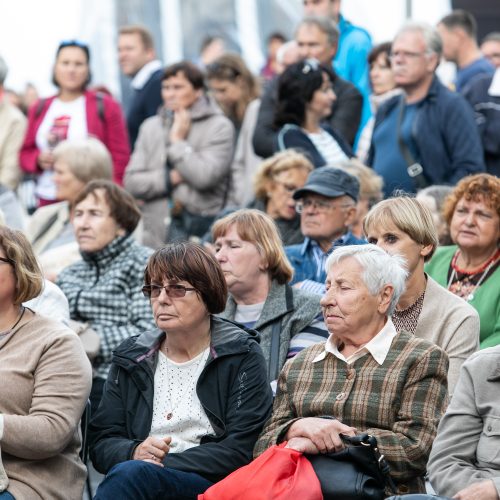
[
  {"x1": 0, "y1": 55, "x2": 7, "y2": 85},
  {"x1": 325, "y1": 244, "x2": 408, "y2": 316},
  {"x1": 395, "y1": 21, "x2": 443, "y2": 58},
  {"x1": 297, "y1": 16, "x2": 339, "y2": 47}
]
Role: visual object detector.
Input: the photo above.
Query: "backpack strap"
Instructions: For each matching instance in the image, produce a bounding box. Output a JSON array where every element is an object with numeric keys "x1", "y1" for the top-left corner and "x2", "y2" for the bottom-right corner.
[{"x1": 95, "y1": 92, "x2": 105, "y2": 122}]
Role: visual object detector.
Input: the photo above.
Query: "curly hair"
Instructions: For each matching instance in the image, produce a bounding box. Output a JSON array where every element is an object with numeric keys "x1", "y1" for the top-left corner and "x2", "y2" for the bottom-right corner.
[{"x1": 442, "y1": 174, "x2": 500, "y2": 226}]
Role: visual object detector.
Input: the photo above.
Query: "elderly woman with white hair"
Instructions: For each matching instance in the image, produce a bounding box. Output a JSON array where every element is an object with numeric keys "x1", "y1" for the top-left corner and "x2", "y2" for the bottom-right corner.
[{"x1": 254, "y1": 244, "x2": 449, "y2": 496}]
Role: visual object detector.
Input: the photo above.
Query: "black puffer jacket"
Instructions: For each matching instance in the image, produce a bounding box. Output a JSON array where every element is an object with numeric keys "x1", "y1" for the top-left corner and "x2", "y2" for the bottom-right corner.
[{"x1": 88, "y1": 316, "x2": 273, "y2": 483}]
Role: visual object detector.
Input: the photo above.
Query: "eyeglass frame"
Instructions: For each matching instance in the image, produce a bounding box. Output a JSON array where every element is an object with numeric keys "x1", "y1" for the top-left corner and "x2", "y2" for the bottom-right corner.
[
  {"x1": 0, "y1": 256, "x2": 15, "y2": 266},
  {"x1": 295, "y1": 197, "x2": 355, "y2": 214},
  {"x1": 142, "y1": 284, "x2": 196, "y2": 299},
  {"x1": 389, "y1": 50, "x2": 432, "y2": 61}
]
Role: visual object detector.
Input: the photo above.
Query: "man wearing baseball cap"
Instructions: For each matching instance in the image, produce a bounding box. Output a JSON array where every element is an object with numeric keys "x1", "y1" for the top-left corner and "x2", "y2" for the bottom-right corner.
[{"x1": 285, "y1": 166, "x2": 365, "y2": 293}]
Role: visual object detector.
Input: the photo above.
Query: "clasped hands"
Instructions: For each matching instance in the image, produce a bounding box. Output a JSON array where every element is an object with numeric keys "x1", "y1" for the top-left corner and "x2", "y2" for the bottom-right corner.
[
  {"x1": 285, "y1": 417, "x2": 357, "y2": 454},
  {"x1": 133, "y1": 436, "x2": 172, "y2": 467}
]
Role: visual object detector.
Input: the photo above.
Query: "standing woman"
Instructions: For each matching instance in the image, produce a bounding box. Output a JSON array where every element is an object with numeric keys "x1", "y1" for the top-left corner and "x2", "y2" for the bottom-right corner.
[
  {"x1": 20, "y1": 40, "x2": 130, "y2": 206},
  {"x1": 0, "y1": 226, "x2": 91, "y2": 500}
]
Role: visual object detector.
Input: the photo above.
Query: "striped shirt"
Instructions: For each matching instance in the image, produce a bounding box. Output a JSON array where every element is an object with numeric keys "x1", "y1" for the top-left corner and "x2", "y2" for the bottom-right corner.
[{"x1": 307, "y1": 128, "x2": 349, "y2": 166}]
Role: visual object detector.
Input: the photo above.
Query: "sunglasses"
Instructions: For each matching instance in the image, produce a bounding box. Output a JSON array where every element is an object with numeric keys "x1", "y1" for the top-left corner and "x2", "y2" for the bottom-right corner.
[{"x1": 142, "y1": 284, "x2": 196, "y2": 299}]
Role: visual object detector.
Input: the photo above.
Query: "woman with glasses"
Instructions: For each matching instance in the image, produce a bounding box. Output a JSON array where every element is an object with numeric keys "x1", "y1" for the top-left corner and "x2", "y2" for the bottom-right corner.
[
  {"x1": 274, "y1": 59, "x2": 353, "y2": 168},
  {"x1": 56, "y1": 180, "x2": 155, "y2": 411},
  {"x1": 89, "y1": 241, "x2": 272, "y2": 500},
  {"x1": 20, "y1": 40, "x2": 130, "y2": 207},
  {"x1": 0, "y1": 226, "x2": 91, "y2": 500}
]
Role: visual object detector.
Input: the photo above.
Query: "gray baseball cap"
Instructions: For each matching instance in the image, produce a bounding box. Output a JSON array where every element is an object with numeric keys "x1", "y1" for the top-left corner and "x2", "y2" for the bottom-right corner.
[{"x1": 293, "y1": 167, "x2": 360, "y2": 202}]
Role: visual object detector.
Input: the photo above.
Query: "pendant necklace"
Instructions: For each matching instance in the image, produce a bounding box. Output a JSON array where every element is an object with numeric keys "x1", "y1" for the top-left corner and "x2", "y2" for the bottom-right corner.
[{"x1": 0, "y1": 306, "x2": 26, "y2": 339}]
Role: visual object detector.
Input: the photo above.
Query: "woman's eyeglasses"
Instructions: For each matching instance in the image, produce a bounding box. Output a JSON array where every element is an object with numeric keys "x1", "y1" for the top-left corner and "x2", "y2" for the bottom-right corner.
[
  {"x1": 142, "y1": 284, "x2": 196, "y2": 299},
  {"x1": 0, "y1": 256, "x2": 15, "y2": 266}
]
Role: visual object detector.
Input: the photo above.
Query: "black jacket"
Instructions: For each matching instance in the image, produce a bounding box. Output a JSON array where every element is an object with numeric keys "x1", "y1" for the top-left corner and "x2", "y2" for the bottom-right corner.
[{"x1": 89, "y1": 316, "x2": 273, "y2": 482}]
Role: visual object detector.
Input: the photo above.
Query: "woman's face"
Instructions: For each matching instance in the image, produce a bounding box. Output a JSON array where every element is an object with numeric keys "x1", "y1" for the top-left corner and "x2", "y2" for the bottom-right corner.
[
  {"x1": 162, "y1": 72, "x2": 202, "y2": 111},
  {"x1": 208, "y1": 78, "x2": 243, "y2": 109},
  {"x1": 54, "y1": 46, "x2": 89, "y2": 92},
  {"x1": 150, "y1": 279, "x2": 209, "y2": 334},
  {"x1": 0, "y1": 246, "x2": 16, "y2": 305},
  {"x1": 214, "y1": 224, "x2": 268, "y2": 297},
  {"x1": 265, "y1": 167, "x2": 309, "y2": 220},
  {"x1": 72, "y1": 190, "x2": 125, "y2": 253},
  {"x1": 366, "y1": 220, "x2": 433, "y2": 277},
  {"x1": 450, "y1": 196, "x2": 500, "y2": 254},
  {"x1": 369, "y1": 52, "x2": 396, "y2": 95},
  {"x1": 53, "y1": 159, "x2": 85, "y2": 202},
  {"x1": 306, "y1": 71, "x2": 336, "y2": 121}
]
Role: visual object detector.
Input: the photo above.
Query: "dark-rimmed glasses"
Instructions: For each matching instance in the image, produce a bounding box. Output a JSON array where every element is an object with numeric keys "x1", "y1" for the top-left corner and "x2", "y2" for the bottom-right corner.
[
  {"x1": 0, "y1": 256, "x2": 15, "y2": 266},
  {"x1": 296, "y1": 198, "x2": 353, "y2": 213},
  {"x1": 142, "y1": 284, "x2": 196, "y2": 299}
]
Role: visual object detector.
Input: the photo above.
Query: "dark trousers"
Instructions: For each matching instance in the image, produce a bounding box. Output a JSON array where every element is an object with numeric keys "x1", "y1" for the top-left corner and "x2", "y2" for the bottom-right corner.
[
  {"x1": 168, "y1": 210, "x2": 215, "y2": 242},
  {"x1": 89, "y1": 376, "x2": 106, "y2": 417},
  {"x1": 93, "y1": 460, "x2": 213, "y2": 500}
]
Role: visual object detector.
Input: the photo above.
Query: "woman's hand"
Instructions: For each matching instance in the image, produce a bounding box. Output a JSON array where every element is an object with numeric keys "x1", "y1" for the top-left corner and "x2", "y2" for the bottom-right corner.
[
  {"x1": 169, "y1": 109, "x2": 191, "y2": 143},
  {"x1": 453, "y1": 480, "x2": 499, "y2": 500},
  {"x1": 286, "y1": 417, "x2": 357, "y2": 454},
  {"x1": 37, "y1": 151, "x2": 55, "y2": 170},
  {"x1": 133, "y1": 436, "x2": 172, "y2": 466},
  {"x1": 285, "y1": 437, "x2": 319, "y2": 454},
  {"x1": 169, "y1": 169, "x2": 184, "y2": 187}
]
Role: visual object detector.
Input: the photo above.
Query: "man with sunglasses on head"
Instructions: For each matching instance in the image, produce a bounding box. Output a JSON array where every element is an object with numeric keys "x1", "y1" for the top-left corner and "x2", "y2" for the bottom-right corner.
[{"x1": 285, "y1": 167, "x2": 365, "y2": 295}]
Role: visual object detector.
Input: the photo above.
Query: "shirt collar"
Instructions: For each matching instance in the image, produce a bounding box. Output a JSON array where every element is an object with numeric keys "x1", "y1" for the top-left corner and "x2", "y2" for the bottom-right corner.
[
  {"x1": 131, "y1": 60, "x2": 163, "y2": 90},
  {"x1": 301, "y1": 231, "x2": 353, "y2": 256},
  {"x1": 313, "y1": 318, "x2": 397, "y2": 365}
]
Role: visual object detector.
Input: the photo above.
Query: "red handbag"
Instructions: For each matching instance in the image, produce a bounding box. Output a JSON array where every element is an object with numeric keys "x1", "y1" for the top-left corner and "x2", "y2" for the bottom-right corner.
[{"x1": 199, "y1": 442, "x2": 323, "y2": 500}]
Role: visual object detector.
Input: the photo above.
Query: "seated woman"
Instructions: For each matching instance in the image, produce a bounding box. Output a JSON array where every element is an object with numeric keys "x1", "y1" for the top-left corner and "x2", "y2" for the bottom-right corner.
[
  {"x1": 212, "y1": 209, "x2": 328, "y2": 384},
  {"x1": 364, "y1": 196, "x2": 479, "y2": 393},
  {"x1": 426, "y1": 173, "x2": 500, "y2": 348},
  {"x1": 89, "y1": 242, "x2": 273, "y2": 500},
  {"x1": 26, "y1": 137, "x2": 113, "y2": 278},
  {"x1": 274, "y1": 59, "x2": 353, "y2": 168},
  {"x1": 0, "y1": 226, "x2": 91, "y2": 500},
  {"x1": 124, "y1": 61, "x2": 234, "y2": 246},
  {"x1": 428, "y1": 346, "x2": 500, "y2": 500},
  {"x1": 254, "y1": 244, "x2": 449, "y2": 495},
  {"x1": 57, "y1": 180, "x2": 155, "y2": 410}
]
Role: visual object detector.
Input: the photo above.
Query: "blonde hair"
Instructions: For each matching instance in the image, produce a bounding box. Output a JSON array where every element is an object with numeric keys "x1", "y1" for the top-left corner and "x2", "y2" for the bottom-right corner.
[
  {"x1": 337, "y1": 158, "x2": 384, "y2": 204},
  {"x1": 363, "y1": 196, "x2": 439, "y2": 262},
  {"x1": 253, "y1": 150, "x2": 314, "y2": 201},
  {"x1": 212, "y1": 209, "x2": 294, "y2": 284}
]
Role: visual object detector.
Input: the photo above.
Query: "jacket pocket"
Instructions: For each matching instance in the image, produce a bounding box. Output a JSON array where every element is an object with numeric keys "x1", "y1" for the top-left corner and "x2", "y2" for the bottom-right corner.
[{"x1": 476, "y1": 415, "x2": 500, "y2": 465}]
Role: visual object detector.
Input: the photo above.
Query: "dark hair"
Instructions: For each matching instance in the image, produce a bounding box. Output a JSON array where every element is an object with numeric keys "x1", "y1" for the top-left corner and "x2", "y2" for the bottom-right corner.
[
  {"x1": 440, "y1": 9, "x2": 477, "y2": 39},
  {"x1": 368, "y1": 41, "x2": 392, "y2": 67},
  {"x1": 162, "y1": 61, "x2": 205, "y2": 90},
  {"x1": 119, "y1": 25, "x2": 155, "y2": 50},
  {"x1": 267, "y1": 32, "x2": 287, "y2": 45},
  {"x1": 73, "y1": 180, "x2": 141, "y2": 234},
  {"x1": 144, "y1": 242, "x2": 227, "y2": 314},
  {"x1": 274, "y1": 59, "x2": 334, "y2": 128},
  {"x1": 53, "y1": 40, "x2": 91, "y2": 89}
]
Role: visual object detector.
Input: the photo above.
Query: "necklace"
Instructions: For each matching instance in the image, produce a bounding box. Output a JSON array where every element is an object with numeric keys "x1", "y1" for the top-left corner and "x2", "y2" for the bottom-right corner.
[
  {"x1": 0, "y1": 306, "x2": 26, "y2": 338},
  {"x1": 164, "y1": 348, "x2": 208, "y2": 421}
]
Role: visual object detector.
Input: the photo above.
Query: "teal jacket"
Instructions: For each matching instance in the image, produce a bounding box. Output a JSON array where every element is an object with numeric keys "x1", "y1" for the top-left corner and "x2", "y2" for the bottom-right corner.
[{"x1": 425, "y1": 245, "x2": 500, "y2": 348}]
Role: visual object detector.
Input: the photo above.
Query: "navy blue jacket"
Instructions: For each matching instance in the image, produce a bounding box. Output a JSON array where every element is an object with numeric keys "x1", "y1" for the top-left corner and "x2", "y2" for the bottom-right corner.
[
  {"x1": 367, "y1": 77, "x2": 485, "y2": 185},
  {"x1": 127, "y1": 69, "x2": 163, "y2": 147}
]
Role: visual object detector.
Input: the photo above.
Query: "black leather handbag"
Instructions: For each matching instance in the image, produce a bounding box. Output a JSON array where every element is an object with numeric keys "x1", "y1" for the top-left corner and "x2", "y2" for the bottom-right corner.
[
  {"x1": 306, "y1": 433, "x2": 397, "y2": 500},
  {"x1": 386, "y1": 496, "x2": 453, "y2": 500}
]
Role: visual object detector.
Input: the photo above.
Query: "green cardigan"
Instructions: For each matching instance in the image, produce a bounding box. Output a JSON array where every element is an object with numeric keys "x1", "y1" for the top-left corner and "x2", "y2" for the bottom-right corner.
[{"x1": 425, "y1": 245, "x2": 500, "y2": 348}]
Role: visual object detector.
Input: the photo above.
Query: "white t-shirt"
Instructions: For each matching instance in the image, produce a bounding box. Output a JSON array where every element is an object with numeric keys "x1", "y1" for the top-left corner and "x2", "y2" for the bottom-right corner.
[
  {"x1": 150, "y1": 348, "x2": 213, "y2": 453},
  {"x1": 307, "y1": 128, "x2": 348, "y2": 166},
  {"x1": 35, "y1": 96, "x2": 87, "y2": 200}
]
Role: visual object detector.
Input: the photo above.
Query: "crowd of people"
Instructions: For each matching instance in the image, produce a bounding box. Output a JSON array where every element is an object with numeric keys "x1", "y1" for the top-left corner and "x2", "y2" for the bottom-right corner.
[{"x1": 0, "y1": 1, "x2": 499, "y2": 499}]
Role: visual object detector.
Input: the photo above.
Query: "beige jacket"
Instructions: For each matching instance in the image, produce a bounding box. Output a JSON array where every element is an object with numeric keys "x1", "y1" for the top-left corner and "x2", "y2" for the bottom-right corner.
[
  {"x1": 0, "y1": 98, "x2": 26, "y2": 189},
  {"x1": 415, "y1": 276, "x2": 479, "y2": 394},
  {"x1": 0, "y1": 312, "x2": 92, "y2": 500}
]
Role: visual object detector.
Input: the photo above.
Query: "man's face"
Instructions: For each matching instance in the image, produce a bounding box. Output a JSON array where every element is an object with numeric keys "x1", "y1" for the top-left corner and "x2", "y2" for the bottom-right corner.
[
  {"x1": 481, "y1": 39, "x2": 500, "y2": 68},
  {"x1": 118, "y1": 33, "x2": 154, "y2": 77},
  {"x1": 296, "y1": 24, "x2": 336, "y2": 66},
  {"x1": 303, "y1": 0, "x2": 340, "y2": 20},
  {"x1": 437, "y1": 24, "x2": 460, "y2": 63},
  {"x1": 391, "y1": 30, "x2": 437, "y2": 90}
]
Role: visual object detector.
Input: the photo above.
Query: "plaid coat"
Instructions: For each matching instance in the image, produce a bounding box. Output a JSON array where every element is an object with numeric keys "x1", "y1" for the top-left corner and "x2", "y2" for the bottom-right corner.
[
  {"x1": 254, "y1": 330, "x2": 449, "y2": 496},
  {"x1": 57, "y1": 235, "x2": 155, "y2": 379}
]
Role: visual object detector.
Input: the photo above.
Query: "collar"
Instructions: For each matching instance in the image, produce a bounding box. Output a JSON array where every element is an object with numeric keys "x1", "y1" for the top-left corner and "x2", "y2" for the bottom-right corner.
[
  {"x1": 489, "y1": 68, "x2": 500, "y2": 96},
  {"x1": 80, "y1": 234, "x2": 134, "y2": 265},
  {"x1": 313, "y1": 318, "x2": 397, "y2": 365},
  {"x1": 300, "y1": 232, "x2": 353, "y2": 257},
  {"x1": 131, "y1": 60, "x2": 163, "y2": 90}
]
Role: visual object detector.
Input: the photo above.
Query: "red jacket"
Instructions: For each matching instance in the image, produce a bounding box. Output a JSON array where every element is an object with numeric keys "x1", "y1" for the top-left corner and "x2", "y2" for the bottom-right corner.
[{"x1": 19, "y1": 90, "x2": 130, "y2": 185}]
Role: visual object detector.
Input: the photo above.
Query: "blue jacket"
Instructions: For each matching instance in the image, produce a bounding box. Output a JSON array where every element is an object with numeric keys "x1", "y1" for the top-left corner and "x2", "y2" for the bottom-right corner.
[
  {"x1": 285, "y1": 232, "x2": 365, "y2": 286},
  {"x1": 275, "y1": 124, "x2": 353, "y2": 168},
  {"x1": 368, "y1": 77, "x2": 485, "y2": 185}
]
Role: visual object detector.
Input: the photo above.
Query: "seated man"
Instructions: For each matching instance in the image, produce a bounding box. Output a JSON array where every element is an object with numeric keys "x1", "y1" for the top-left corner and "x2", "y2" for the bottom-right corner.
[
  {"x1": 285, "y1": 167, "x2": 364, "y2": 293},
  {"x1": 254, "y1": 244, "x2": 449, "y2": 496}
]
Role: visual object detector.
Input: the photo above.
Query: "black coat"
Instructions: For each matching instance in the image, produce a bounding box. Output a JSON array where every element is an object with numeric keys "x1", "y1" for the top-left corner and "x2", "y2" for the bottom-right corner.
[{"x1": 89, "y1": 316, "x2": 273, "y2": 483}]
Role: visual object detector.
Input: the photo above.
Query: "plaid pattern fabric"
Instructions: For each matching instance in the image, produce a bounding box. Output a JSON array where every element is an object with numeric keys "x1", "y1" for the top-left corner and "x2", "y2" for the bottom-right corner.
[
  {"x1": 254, "y1": 330, "x2": 449, "y2": 494},
  {"x1": 57, "y1": 235, "x2": 155, "y2": 379}
]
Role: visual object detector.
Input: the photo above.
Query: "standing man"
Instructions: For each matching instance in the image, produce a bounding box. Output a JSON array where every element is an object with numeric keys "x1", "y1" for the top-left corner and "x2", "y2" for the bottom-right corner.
[
  {"x1": 118, "y1": 25, "x2": 163, "y2": 147},
  {"x1": 303, "y1": 0, "x2": 372, "y2": 131},
  {"x1": 437, "y1": 10, "x2": 495, "y2": 93},
  {"x1": 368, "y1": 22, "x2": 485, "y2": 197}
]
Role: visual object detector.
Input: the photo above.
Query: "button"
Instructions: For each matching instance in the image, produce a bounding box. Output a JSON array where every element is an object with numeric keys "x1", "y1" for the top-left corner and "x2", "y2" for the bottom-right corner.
[
  {"x1": 336, "y1": 392, "x2": 345, "y2": 401},
  {"x1": 347, "y1": 370, "x2": 355, "y2": 380},
  {"x1": 488, "y1": 425, "x2": 492, "y2": 431}
]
